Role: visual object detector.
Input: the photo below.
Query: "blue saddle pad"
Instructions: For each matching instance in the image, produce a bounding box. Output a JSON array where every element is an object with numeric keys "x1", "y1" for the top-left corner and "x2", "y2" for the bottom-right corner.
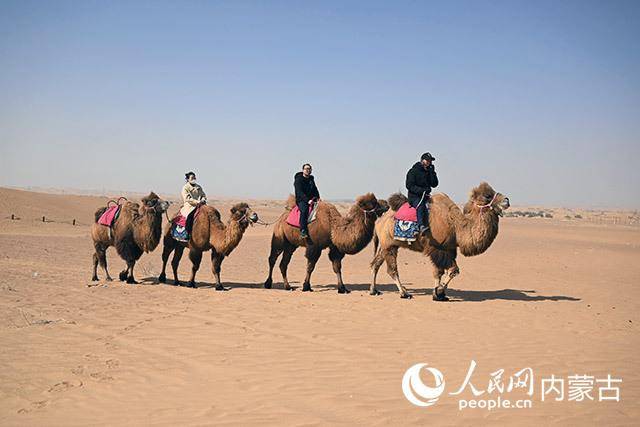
[
  {"x1": 171, "y1": 224, "x2": 189, "y2": 243},
  {"x1": 394, "y1": 220, "x2": 418, "y2": 242}
]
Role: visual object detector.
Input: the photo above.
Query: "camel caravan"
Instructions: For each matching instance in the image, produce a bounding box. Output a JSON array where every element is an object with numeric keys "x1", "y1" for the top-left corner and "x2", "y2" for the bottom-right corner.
[{"x1": 90, "y1": 155, "x2": 510, "y2": 300}]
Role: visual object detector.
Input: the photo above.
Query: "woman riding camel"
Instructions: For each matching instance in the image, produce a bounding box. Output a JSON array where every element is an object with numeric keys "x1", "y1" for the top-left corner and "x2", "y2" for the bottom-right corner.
[{"x1": 181, "y1": 171, "x2": 207, "y2": 235}]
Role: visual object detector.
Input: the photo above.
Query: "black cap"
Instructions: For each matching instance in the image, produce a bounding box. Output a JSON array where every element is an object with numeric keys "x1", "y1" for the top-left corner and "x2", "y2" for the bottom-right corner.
[{"x1": 421, "y1": 152, "x2": 435, "y2": 161}]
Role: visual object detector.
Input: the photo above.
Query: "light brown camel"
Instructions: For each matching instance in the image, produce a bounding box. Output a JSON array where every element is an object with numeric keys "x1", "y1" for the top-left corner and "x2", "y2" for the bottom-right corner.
[
  {"x1": 91, "y1": 192, "x2": 170, "y2": 284},
  {"x1": 158, "y1": 203, "x2": 258, "y2": 289},
  {"x1": 264, "y1": 193, "x2": 389, "y2": 293},
  {"x1": 371, "y1": 182, "x2": 510, "y2": 300}
]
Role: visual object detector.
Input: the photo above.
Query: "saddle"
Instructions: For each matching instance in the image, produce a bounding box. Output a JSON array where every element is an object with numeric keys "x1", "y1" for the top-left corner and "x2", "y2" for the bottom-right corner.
[
  {"x1": 171, "y1": 206, "x2": 202, "y2": 242},
  {"x1": 286, "y1": 201, "x2": 319, "y2": 228},
  {"x1": 393, "y1": 202, "x2": 424, "y2": 242},
  {"x1": 98, "y1": 197, "x2": 127, "y2": 227}
]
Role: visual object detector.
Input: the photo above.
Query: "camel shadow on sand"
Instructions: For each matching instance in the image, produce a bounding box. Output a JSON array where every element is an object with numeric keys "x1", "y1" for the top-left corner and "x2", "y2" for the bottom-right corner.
[
  {"x1": 313, "y1": 283, "x2": 581, "y2": 302},
  {"x1": 136, "y1": 278, "x2": 580, "y2": 302}
]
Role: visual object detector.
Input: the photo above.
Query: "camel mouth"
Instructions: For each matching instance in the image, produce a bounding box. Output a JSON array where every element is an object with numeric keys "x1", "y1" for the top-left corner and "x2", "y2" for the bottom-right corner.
[{"x1": 249, "y1": 213, "x2": 259, "y2": 223}]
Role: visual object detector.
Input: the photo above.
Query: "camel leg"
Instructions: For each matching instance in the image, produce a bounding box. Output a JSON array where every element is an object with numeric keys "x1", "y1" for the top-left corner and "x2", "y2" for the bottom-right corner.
[
  {"x1": 369, "y1": 247, "x2": 386, "y2": 296},
  {"x1": 432, "y1": 267, "x2": 449, "y2": 301},
  {"x1": 442, "y1": 260, "x2": 460, "y2": 290},
  {"x1": 279, "y1": 243, "x2": 295, "y2": 291},
  {"x1": 211, "y1": 252, "x2": 227, "y2": 291},
  {"x1": 126, "y1": 260, "x2": 138, "y2": 284},
  {"x1": 92, "y1": 251, "x2": 100, "y2": 281},
  {"x1": 264, "y1": 236, "x2": 283, "y2": 289},
  {"x1": 171, "y1": 246, "x2": 185, "y2": 286},
  {"x1": 159, "y1": 236, "x2": 175, "y2": 283},
  {"x1": 97, "y1": 245, "x2": 113, "y2": 281},
  {"x1": 328, "y1": 246, "x2": 349, "y2": 294},
  {"x1": 302, "y1": 246, "x2": 322, "y2": 292},
  {"x1": 186, "y1": 248, "x2": 202, "y2": 288},
  {"x1": 385, "y1": 247, "x2": 411, "y2": 299}
]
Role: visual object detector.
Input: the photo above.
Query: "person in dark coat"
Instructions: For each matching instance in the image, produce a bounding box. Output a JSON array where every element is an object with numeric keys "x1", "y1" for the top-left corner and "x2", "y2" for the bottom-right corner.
[
  {"x1": 405, "y1": 152, "x2": 439, "y2": 233},
  {"x1": 294, "y1": 163, "x2": 320, "y2": 238}
]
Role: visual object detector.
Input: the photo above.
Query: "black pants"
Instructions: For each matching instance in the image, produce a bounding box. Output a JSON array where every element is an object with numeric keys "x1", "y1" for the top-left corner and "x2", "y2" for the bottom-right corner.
[
  {"x1": 297, "y1": 200, "x2": 310, "y2": 232},
  {"x1": 410, "y1": 195, "x2": 429, "y2": 228}
]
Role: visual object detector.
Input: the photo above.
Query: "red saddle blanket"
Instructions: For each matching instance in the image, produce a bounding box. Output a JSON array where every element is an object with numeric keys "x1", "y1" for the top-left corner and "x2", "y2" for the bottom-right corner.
[
  {"x1": 98, "y1": 205, "x2": 121, "y2": 227},
  {"x1": 393, "y1": 202, "x2": 418, "y2": 222},
  {"x1": 286, "y1": 201, "x2": 319, "y2": 228}
]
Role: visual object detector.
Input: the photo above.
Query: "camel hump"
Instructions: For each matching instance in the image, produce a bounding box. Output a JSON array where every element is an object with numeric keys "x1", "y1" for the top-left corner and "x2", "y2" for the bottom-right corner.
[
  {"x1": 285, "y1": 194, "x2": 296, "y2": 210},
  {"x1": 388, "y1": 193, "x2": 408, "y2": 211}
]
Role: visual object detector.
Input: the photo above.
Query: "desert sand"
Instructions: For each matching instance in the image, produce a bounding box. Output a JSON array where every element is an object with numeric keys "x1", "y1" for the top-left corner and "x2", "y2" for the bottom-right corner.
[{"x1": 0, "y1": 187, "x2": 638, "y2": 425}]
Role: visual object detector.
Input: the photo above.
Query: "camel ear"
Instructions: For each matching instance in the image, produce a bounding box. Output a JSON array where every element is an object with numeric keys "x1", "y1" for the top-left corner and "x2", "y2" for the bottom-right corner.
[{"x1": 230, "y1": 206, "x2": 238, "y2": 215}]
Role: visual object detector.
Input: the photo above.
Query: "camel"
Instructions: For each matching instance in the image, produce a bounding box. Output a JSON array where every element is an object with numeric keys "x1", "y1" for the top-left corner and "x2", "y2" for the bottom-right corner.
[
  {"x1": 91, "y1": 192, "x2": 170, "y2": 284},
  {"x1": 264, "y1": 193, "x2": 389, "y2": 293},
  {"x1": 371, "y1": 182, "x2": 510, "y2": 300},
  {"x1": 158, "y1": 203, "x2": 258, "y2": 289}
]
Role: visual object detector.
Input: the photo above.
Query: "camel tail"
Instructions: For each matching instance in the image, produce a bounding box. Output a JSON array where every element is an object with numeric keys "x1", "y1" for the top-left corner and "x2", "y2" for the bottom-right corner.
[
  {"x1": 388, "y1": 193, "x2": 408, "y2": 211},
  {"x1": 94, "y1": 207, "x2": 108, "y2": 223}
]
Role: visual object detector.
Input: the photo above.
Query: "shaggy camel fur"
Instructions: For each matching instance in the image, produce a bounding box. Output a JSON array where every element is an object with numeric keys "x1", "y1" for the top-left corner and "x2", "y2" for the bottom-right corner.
[
  {"x1": 91, "y1": 192, "x2": 169, "y2": 284},
  {"x1": 371, "y1": 182, "x2": 509, "y2": 300},
  {"x1": 159, "y1": 203, "x2": 258, "y2": 289},
  {"x1": 264, "y1": 194, "x2": 388, "y2": 293}
]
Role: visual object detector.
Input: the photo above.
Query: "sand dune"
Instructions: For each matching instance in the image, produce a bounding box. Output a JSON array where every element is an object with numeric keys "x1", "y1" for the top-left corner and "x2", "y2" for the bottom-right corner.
[{"x1": 0, "y1": 187, "x2": 638, "y2": 425}]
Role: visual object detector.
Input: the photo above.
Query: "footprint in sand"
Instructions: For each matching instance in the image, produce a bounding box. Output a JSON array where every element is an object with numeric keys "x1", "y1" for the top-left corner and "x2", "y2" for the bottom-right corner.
[
  {"x1": 90, "y1": 372, "x2": 114, "y2": 381},
  {"x1": 48, "y1": 380, "x2": 83, "y2": 393},
  {"x1": 106, "y1": 359, "x2": 120, "y2": 369},
  {"x1": 18, "y1": 400, "x2": 49, "y2": 414}
]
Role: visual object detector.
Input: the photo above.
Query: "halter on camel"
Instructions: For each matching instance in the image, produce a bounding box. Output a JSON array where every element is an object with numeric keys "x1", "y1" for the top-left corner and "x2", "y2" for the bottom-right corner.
[{"x1": 476, "y1": 193, "x2": 498, "y2": 211}]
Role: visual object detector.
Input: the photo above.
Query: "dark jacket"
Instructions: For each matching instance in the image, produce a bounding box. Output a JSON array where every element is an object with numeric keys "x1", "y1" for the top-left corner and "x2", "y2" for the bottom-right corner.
[
  {"x1": 406, "y1": 162, "x2": 438, "y2": 202},
  {"x1": 294, "y1": 172, "x2": 320, "y2": 203}
]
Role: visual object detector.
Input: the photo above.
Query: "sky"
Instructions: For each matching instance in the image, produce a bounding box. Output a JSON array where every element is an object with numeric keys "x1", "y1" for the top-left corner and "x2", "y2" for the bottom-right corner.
[{"x1": 1, "y1": 0, "x2": 639, "y2": 208}]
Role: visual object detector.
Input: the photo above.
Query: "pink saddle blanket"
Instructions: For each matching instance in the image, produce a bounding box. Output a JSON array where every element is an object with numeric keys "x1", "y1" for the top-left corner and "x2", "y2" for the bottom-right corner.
[
  {"x1": 98, "y1": 205, "x2": 120, "y2": 227},
  {"x1": 393, "y1": 202, "x2": 418, "y2": 222},
  {"x1": 172, "y1": 206, "x2": 202, "y2": 228},
  {"x1": 286, "y1": 201, "x2": 319, "y2": 228}
]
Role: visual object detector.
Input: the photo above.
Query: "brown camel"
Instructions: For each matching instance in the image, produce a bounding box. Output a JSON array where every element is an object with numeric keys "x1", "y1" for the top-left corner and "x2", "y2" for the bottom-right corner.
[
  {"x1": 264, "y1": 193, "x2": 389, "y2": 293},
  {"x1": 371, "y1": 182, "x2": 510, "y2": 300},
  {"x1": 91, "y1": 192, "x2": 170, "y2": 284},
  {"x1": 158, "y1": 203, "x2": 258, "y2": 290}
]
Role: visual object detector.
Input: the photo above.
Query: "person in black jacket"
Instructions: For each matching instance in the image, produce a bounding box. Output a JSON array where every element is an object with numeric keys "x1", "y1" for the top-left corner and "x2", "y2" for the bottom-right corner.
[
  {"x1": 294, "y1": 163, "x2": 320, "y2": 238},
  {"x1": 406, "y1": 152, "x2": 439, "y2": 233}
]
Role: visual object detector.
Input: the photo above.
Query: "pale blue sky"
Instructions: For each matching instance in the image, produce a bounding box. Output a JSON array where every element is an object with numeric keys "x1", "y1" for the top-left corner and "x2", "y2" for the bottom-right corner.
[{"x1": 1, "y1": 0, "x2": 639, "y2": 207}]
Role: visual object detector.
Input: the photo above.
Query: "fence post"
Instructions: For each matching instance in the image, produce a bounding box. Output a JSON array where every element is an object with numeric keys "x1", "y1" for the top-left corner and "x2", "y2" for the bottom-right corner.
[
  {"x1": 42, "y1": 216, "x2": 45, "y2": 222},
  {"x1": 73, "y1": 219, "x2": 76, "y2": 226},
  {"x1": 11, "y1": 214, "x2": 14, "y2": 220}
]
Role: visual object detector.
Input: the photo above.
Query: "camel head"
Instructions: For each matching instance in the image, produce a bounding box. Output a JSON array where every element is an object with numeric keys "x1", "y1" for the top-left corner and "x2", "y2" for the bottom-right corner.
[
  {"x1": 355, "y1": 193, "x2": 389, "y2": 218},
  {"x1": 139, "y1": 192, "x2": 170, "y2": 216},
  {"x1": 230, "y1": 202, "x2": 259, "y2": 227},
  {"x1": 463, "y1": 182, "x2": 510, "y2": 217}
]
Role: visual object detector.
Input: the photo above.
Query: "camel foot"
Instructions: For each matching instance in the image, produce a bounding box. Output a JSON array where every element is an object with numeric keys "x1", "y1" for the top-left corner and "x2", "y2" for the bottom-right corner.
[
  {"x1": 264, "y1": 278, "x2": 272, "y2": 289},
  {"x1": 126, "y1": 277, "x2": 139, "y2": 285},
  {"x1": 400, "y1": 292, "x2": 413, "y2": 299},
  {"x1": 215, "y1": 285, "x2": 228, "y2": 291},
  {"x1": 172, "y1": 280, "x2": 182, "y2": 287},
  {"x1": 118, "y1": 271, "x2": 128, "y2": 281},
  {"x1": 302, "y1": 283, "x2": 313, "y2": 292},
  {"x1": 105, "y1": 277, "x2": 113, "y2": 282},
  {"x1": 158, "y1": 273, "x2": 166, "y2": 283},
  {"x1": 185, "y1": 281, "x2": 196, "y2": 289},
  {"x1": 370, "y1": 289, "x2": 382, "y2": 296},
  {"x1": 337, "y1": 286, "x2": 351, "y2": 294},
  {"x1": 91, "y1": 275, "x2": 99, "y2": 282},
  {"x1": 433, "y1": 287, "x2": 449, "y2": 301},
  {"x1": 284, "y1": 284, "x2": 293, "y2": 291}
]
